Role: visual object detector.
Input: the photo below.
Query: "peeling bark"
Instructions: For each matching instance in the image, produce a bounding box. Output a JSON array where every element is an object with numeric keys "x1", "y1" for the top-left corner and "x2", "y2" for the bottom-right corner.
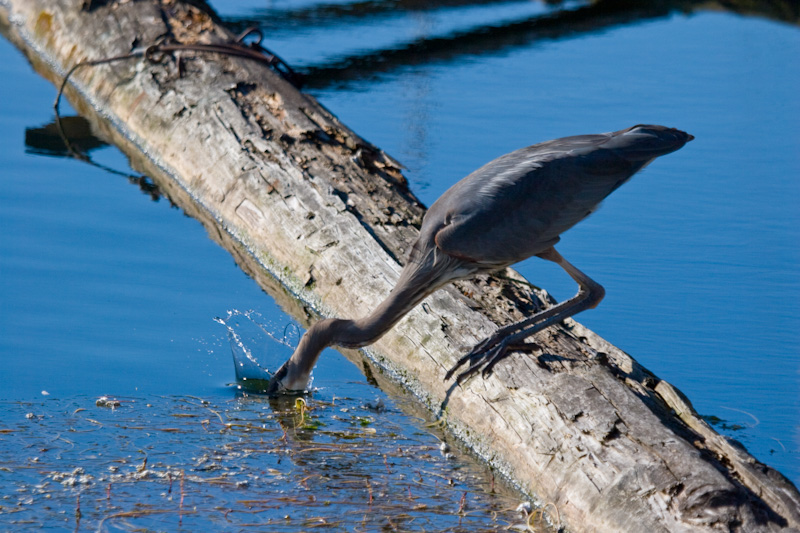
[{"x1": 2, "y1": 1, "x2": 798, "y2": 531}]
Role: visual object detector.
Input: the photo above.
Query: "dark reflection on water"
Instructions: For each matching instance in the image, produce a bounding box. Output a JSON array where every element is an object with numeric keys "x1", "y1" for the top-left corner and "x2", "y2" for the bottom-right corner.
[
  {"x1": 225, "y1": 0, "x2": 799, "y2": 90},
  {"x1": 24, "y1": 116, "x2": 164, "y2": 201},
  {"x1": 25, "y1": 116, "x2": 108, "y2": 157}
]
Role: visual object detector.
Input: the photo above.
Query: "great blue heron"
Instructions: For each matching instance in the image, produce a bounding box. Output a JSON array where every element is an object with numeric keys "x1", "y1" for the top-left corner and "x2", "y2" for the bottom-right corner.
[{"x1": 268, "y1": 125, "x2": 693, "y2": 393}]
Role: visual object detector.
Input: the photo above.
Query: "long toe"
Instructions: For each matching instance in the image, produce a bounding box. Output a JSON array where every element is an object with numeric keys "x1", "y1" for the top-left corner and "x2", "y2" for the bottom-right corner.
[
  {"x1": 480, "y1": 342, "x2": 512, "y2": 378},
  {"x1": 444, "y1": 342, "x2": 484, "y2": 380},
  {"x1": 455, "y1": 342, "x2": 507, "y2": 384},
  {"x1": 445, "y1": 333, "x2": 507, "y2": 381}
]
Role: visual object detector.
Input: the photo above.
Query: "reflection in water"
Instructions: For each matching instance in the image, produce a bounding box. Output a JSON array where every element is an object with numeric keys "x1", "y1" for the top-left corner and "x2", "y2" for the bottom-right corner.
[
  {"x1": 229, "y1": 0, "x2": 799, "y2": 90},
  {"x1": 25, "y1": 116, "x2": 107, "y2": 156},
  {"x1": 24, "y1": 116, "x2": 163, "y2": 201},
  {"x1": 226, "y1": 0, "x2": 798, "y2": 33},
  {"x1": 227, "y1": 0, "x2": 572, "y2": 30}
]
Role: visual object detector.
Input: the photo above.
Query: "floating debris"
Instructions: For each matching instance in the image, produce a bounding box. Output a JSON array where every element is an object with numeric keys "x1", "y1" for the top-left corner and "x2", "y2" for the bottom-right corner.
[
  {"x1": 0, "y1": 394, "x2": 554, "y2": 531},
  {"x1": 51, "y1": 467, "x2": 93, "y2": 487},
  {"x1": 96, "y1": 396, "x2": 121, "y2": 408}
]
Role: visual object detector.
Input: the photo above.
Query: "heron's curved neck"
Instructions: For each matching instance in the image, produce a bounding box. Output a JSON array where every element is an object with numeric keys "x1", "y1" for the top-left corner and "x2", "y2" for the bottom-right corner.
[
  {"x1": 273, "y1": 267, "x2": 439, "y2": 392},
  {"x1": 300, "y1": 282, "x2": 420, "y2": 354},
  {"x1": 269, "y1": 249, "x2": 470, "y2": 392}
]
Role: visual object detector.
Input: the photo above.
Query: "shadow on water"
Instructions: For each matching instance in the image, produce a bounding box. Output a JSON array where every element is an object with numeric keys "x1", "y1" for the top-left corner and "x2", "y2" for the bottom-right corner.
[
  {"x1": 25, "y1": 116, "x2": 108, "y2": 157},
  {"x1": 223, "y1": 0, "x2": 800, "y2": 90},
  {"x1": 25, "y1": 116, "x2": 165, "y2": 202},
  {"x1": 226, "y1": 0, "x2": 799, "y2": 31}
]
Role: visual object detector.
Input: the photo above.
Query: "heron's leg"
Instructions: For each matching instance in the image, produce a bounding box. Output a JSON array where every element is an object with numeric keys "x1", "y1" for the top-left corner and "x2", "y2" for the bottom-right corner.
[{"x1": 445, "y1": 248, "x2": 604, "y2": 383}]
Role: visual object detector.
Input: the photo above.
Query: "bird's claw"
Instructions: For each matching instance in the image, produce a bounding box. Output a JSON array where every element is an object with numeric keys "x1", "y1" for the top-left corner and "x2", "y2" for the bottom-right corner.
[
  {"x1": 444, "y1": 337, "x2": 510, "y2": 384},
  {"x1": 443, "y1": 338, "x2": 493, "y2": 381}
]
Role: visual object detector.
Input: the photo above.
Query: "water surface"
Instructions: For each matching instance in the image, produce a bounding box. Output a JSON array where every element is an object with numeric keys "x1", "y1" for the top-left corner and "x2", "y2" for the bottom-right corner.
[{"x1": 1, "y1": 1, "x2": 798, "y2": 526}]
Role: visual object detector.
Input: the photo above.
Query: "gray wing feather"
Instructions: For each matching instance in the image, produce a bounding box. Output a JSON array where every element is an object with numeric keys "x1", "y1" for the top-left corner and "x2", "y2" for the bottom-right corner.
[{"x1": 429, "y1": 126, "x2": 690, "y2": 266}]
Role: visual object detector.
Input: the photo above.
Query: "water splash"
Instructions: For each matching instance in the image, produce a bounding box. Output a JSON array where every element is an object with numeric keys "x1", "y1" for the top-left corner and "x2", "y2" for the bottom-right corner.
[{"x1": 214, "y1": 310, "x2": 309, "y2": 393}]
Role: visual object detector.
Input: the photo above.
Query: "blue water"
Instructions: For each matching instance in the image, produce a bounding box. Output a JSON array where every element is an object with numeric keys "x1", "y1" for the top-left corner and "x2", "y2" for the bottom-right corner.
[{"x1": 1, "y1": 0, "x2": 798, "y2": 496}]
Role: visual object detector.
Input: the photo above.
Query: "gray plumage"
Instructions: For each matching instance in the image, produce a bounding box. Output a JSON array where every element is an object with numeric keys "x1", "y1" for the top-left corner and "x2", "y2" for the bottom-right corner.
[{"x1": 269, "y1": 124, "x2": 693, "y2": 393}]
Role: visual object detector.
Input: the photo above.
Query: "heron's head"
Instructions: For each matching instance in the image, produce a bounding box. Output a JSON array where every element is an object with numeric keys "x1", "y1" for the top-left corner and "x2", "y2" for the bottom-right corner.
[
  {"x1": 266, "y1": 358, "x2": 310, "y2": 394},
  {"x1": 266, "y1": 318, "x2": 340, "y2": 395}
]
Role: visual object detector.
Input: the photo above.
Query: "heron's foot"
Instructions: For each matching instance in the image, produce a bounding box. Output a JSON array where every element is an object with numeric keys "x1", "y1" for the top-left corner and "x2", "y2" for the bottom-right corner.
[
  {"x1": 444, "y1": 335, "x2": 513, "y2": 384},
  {"x1": 444, "y1": 335, "x2": 498, "y2": 381},
  {"x1": 462, "y1": 341, "x2": 511, "y2": 383}
]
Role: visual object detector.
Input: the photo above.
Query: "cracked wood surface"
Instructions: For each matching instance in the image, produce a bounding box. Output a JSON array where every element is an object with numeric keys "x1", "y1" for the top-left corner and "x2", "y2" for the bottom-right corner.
[{"x1": 2, "y1": 0, "x2": 799, "y2": 531}]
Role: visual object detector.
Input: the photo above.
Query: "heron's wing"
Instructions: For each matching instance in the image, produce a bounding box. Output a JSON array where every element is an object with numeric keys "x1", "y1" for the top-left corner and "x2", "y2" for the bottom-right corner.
[
  {"x1": 431, "y1": 137, "x2": 636, "y2": 266},
  {"x1": 427, "y1": 125, "x2": 692, "y2": 268}
]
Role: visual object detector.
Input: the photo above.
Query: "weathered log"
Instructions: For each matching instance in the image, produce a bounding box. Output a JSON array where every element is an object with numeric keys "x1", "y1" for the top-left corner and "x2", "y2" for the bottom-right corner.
[{"x1": 2, "y1": 1, "x2": 798, "y2": 531}]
